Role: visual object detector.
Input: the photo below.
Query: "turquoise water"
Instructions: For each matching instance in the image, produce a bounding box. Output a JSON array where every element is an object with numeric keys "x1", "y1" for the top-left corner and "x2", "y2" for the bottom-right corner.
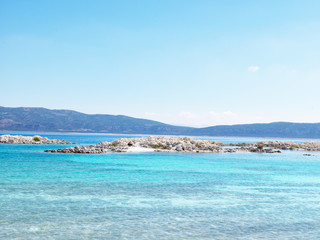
[{"x1": 1, "y1": 133, "x2": 320, "y2": 239}]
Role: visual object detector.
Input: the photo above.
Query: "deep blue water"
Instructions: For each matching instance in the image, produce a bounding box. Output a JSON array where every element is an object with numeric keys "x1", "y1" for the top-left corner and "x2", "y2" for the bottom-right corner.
[{"x1": 1, "y1": 132, "x2": 320, "y2": 239}]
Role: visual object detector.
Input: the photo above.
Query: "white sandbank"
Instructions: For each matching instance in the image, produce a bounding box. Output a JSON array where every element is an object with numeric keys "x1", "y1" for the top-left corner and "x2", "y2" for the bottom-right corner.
[{"x1": 126, "y1": 147, "x2": 155, "y2": 152}]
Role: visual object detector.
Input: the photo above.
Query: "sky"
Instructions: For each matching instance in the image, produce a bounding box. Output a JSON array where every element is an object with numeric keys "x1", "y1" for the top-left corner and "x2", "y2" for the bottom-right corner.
[{"x1": 1, "y1": 0, "x2": 320, "y2": 127}]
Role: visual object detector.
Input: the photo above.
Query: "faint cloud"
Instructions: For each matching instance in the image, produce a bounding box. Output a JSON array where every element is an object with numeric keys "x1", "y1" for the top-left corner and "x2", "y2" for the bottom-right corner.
[
  {"x1": 209, "y1": 111, "x2": 238, "y2": 119},
  {"x1": 248, "y1": 66, "x2": 260, "y2": 72},
  {"x1": 177, "y1": 111, "x2": 263, "y2": 127},
  {"x1": 141, "y1": 111, "x2": 267, "y2": 127},
  {"x1": 144, "y1": 112, "x2": 158, "y2": 117},
  {"x1": 179, "y1": 111, "x2": 197, "y2": 119}
]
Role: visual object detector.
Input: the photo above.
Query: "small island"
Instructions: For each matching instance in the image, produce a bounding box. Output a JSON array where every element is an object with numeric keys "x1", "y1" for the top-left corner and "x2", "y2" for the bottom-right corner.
[
  {"x1": 44, "y1": 136, "x2": 320, "y2": 154},
  {"x1": 0, "y1": 135, "x2": 78, "y2": 145}
]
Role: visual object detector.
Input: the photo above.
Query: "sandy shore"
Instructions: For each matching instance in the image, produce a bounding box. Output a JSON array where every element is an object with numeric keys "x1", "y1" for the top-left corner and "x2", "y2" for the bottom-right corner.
[{"x1": 126, "y1": 146, "x2": 155, "y2": 152}]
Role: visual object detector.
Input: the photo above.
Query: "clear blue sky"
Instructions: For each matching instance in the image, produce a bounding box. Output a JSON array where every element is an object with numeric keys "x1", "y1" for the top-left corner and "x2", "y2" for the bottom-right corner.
[{"x1": 1, "y1": 0, "x2": 320, "y2": 126}]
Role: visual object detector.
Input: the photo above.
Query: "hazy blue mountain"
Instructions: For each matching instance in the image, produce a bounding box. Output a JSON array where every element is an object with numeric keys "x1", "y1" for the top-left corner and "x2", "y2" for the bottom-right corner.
[
  {"x1": 197, "y1": 122, "x2": 320, "y2": 138},
  {"x1": 0, "y1": 106, "x2": 192, "y2": 135},
  {"x1": 1, "y1": 106, "x2": 320, "y2": 138}
]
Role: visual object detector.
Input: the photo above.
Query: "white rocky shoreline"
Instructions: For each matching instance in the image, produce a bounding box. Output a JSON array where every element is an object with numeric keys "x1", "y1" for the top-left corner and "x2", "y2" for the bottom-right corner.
[
  {"x1": 2, "y1": 134, "x2": 319, "y2": 154},
  {"x1": 43, "y1": 136, "x2": 320, "y2": 154},
  {"x1": 0, "y1": 135, "x2": 78, "y2": 145}
]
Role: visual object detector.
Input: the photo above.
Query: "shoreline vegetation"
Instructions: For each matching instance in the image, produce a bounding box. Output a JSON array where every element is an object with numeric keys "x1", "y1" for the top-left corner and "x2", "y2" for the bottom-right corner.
[{"x1": 43, "y1": 136, "x2": 320, "y2": 154}]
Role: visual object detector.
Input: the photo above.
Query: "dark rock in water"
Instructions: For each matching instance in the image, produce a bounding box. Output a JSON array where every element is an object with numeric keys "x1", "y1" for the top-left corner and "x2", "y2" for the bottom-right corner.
[
  {"x1": 44, "y1": 149, "x2": 57, "y2": 153},
  {"x1": 248, "y1": 147, "x2": 281, "y2": 153}
]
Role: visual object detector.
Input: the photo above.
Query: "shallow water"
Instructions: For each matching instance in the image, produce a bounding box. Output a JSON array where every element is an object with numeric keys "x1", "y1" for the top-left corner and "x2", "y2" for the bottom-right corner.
[{"x1": 1, "y1": 132, "x2": 320, "y2": 239}]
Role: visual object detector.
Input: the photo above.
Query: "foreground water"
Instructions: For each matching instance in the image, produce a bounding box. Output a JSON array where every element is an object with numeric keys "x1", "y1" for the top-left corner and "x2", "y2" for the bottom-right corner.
[{"x1": 1, "y1": 132, "x2": 320, "y2": 239}]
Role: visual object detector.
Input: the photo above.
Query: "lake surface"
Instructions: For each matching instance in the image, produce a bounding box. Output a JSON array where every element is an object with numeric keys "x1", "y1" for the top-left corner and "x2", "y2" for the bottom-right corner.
[{"x1": 1, "y1": 132, "x2": 320, "y2": 239}]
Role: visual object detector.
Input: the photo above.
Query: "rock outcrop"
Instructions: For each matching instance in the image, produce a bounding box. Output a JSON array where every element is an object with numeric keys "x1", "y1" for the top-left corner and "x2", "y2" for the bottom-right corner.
[
  {"x1": 0, "y1": 135, "x2": 77, "y2": 144},
  {"x1": 52, "y1": 136, "x2": 224, "y2": 154},
  {"x1": 44, "y1": 136, "x2": 287, "y2": 154},
  {"x1": 227, "y1": 140, "x2": 320, "y2": 152}
]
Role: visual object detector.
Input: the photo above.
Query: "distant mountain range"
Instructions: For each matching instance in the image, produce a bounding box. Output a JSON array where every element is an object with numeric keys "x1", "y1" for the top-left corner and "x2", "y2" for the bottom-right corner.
[{"x1": 1, "y1": 106, "x2": 320, "y2": 138}]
